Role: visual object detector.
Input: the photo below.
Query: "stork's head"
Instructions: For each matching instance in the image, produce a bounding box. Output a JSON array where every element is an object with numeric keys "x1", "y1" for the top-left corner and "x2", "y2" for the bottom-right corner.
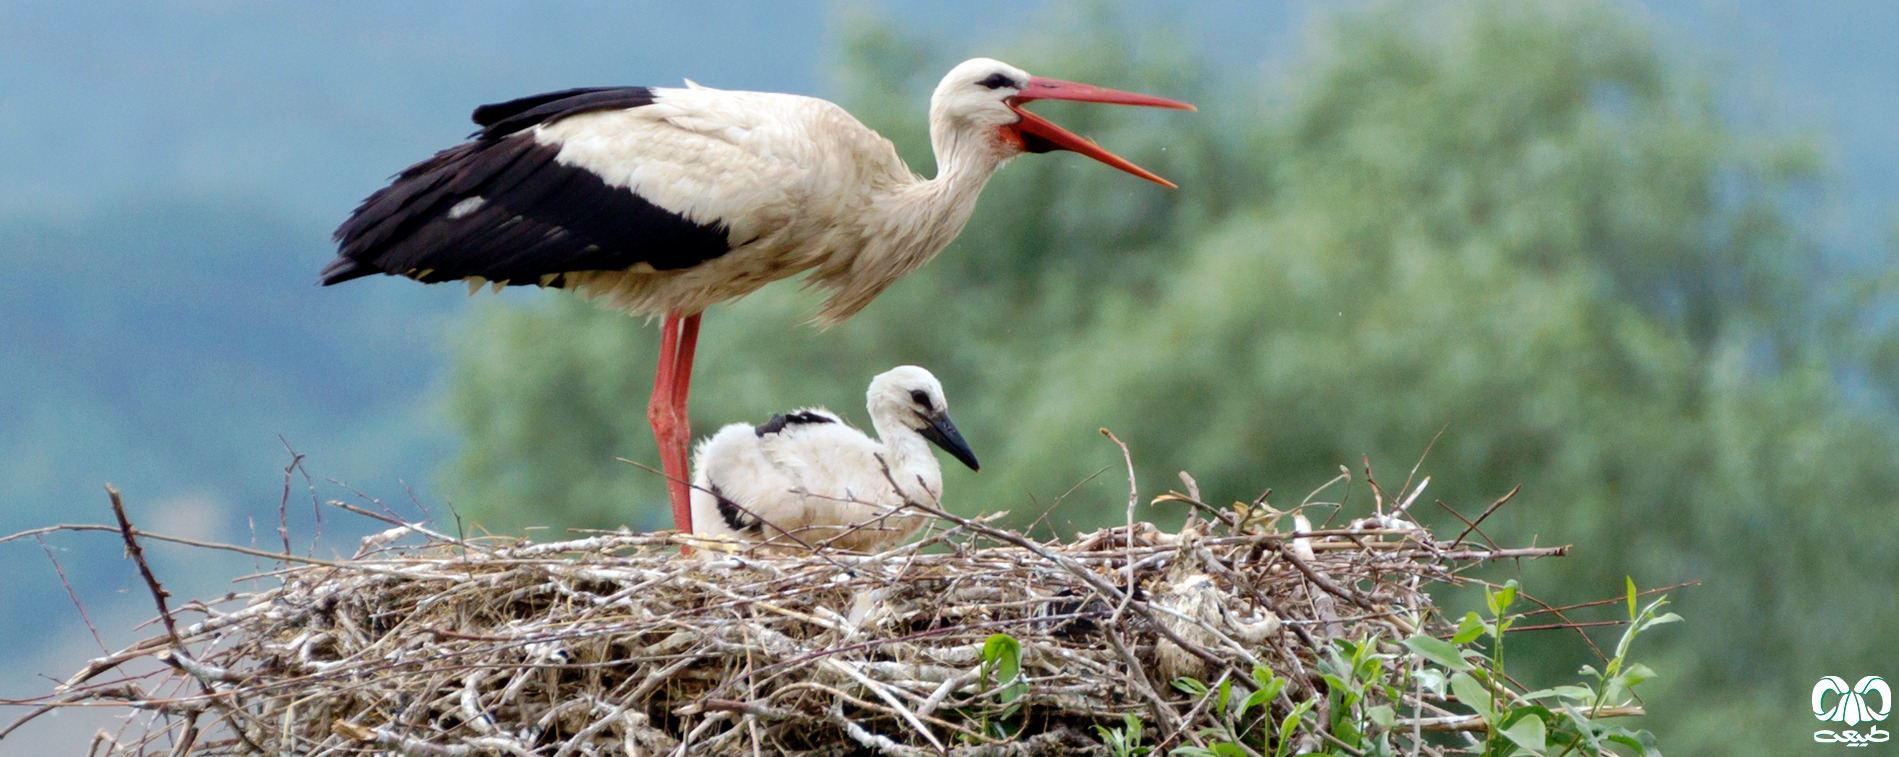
[
  {"x1": 929, "y1": 57, "x2": 1195, "y2": 188},
  {"x1": 867, "y1": 366, "x2": 979, "y2": 472}
]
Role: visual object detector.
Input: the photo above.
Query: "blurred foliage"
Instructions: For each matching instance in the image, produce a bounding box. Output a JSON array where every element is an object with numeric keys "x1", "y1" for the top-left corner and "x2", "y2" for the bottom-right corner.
[{"x1": 442, "y1": 1, "x2": 1897, "y2": 753}]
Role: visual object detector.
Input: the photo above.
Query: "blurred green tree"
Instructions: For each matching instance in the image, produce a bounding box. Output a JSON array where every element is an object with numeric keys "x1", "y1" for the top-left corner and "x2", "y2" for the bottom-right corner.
[{"x1": 440, "y1": 2, "x2": 1897, "y2": 753}]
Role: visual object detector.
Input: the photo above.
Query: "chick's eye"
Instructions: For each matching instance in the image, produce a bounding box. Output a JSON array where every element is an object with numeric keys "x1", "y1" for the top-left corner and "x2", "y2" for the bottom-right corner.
[
  {"x1": 909, "y1": 389, "x2": 931, "y2": 408},
  {"x1": 976, "y1": 73, "x2": 1019, "y2": 90}
]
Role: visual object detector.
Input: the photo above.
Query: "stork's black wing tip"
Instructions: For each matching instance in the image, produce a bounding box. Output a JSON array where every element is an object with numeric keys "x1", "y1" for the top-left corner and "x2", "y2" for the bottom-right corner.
[
  {"x1": 319, "y1": 257, "x2": 376, "y2": 286},
  {"x1": 469, "y1": 87, "x2": 659, "y2": 139},
  {"x1": 471, "y1": 88, "x2": 615, "y2": 128}
]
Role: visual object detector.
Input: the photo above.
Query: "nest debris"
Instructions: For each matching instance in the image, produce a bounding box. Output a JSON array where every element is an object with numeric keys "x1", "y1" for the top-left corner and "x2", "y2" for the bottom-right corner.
[{"x1": 10, "y1": 476, "x2": 1574, "y2": 756}]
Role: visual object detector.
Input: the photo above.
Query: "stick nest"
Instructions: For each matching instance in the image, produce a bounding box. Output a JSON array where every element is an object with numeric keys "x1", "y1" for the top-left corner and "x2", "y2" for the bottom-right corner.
[{"x1": 31, "y1": 485, "x2": 1566, "y2": 756}]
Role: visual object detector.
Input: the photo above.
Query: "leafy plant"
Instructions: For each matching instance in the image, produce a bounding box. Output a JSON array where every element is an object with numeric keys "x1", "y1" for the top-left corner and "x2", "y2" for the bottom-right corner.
[
  {"x1": 975, "y1": 632, "x2": 1029, "y2": 738},
  {"x1": 1124, "y1": 579, "x2": 1674, "y2": 756},
  {"x1": 1096, "y1": 712, "x2": 1154, "y2": 757},
  {"x1": 1169, "y1": 664, "x2": 1316, "y2": 757},
  {"x1": 980, "y1": 632, "x2": 1028, "y2": 705},
  {"x1": 1411, "y1": 578, "x2": 1672, "y2": 757}
]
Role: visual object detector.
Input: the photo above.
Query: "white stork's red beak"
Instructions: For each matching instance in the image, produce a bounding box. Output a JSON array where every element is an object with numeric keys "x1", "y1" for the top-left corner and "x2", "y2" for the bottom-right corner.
[{"x1": 1009, "y1": 77, "x2": 1196, "y2": 188}]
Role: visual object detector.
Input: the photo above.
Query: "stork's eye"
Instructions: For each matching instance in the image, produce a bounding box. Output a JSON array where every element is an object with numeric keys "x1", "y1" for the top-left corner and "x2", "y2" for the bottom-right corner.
[
  {"x1": 976, "y1": 73, "x2": 1019, "y2": 90},
  {"x1": 909, "y1": 389, "x2": 932, "y2": 408}
]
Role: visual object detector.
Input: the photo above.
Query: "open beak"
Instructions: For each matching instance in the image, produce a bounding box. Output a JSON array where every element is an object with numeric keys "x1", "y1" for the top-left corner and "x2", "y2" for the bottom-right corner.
[
  {"x1": 917, "y1": 411, "x2": 981, "y2": 472},
  {"x1": 1009, "y1": 76, "x2": 1196, "y2": 189}
]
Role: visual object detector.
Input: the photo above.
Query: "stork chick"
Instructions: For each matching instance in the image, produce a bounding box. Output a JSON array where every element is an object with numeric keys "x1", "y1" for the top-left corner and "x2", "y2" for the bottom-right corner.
[{"x1": 690, "y1": 366, "x2": 979, "y2": 553}]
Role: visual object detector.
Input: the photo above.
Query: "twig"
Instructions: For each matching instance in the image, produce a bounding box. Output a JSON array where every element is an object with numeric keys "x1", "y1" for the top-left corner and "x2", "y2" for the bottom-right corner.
[
  {"x1": 1406, "y1": 706, "x2": 1646, "y2": 732},
  {"x1": 1099, "y1": 428, "x2": 1141, "y2": 622},
  {"x1": 1433, "y1": 500, "x2": 1496, "y2": 551},
  {"x1": 1024, "y1": 466, "x2": 1111, "y2": 539},
  {"x1": 0, "y1": 685, "x2": 145, "y2": 740},
  {"x1": 278, "y1": 438, "x2": 303, "y2": 556},
  {"x1": 3, "y1": 523, "x2": 359, "y2": 569},
  {"x1": 1506, "y1": 620, "x2": 1630, "y2": 633},
  {"x1": 824, "y1": 659, "x2": 947, "y2": 754},
  {"x1": 1513, "y1": 581, "x2": 1699, "y2": 619},
  {"x1": 1452, "y1": 485, "x2": 1519, "y2": 549},
  {"x1": 38, "y1": 534, "x2": 110, "y2": 655},
  {"x1": 327, "y1": 500, "x2": 491, "y2": 556},
  {"x1": 107, "y1": 486, "x2": 179, "y2": 645}
]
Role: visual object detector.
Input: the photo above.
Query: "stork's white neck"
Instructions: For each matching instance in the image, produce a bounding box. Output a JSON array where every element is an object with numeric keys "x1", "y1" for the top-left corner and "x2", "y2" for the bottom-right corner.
[
  {"x1": 885, "y1": 125, "x2": 1006, "y2": 256},
  {"x1": 869, "y1": 417, "x2": 945, "y2": 507},
  {"x1": 809, "y1": 121, "x2": 1010, "y2": 325}
]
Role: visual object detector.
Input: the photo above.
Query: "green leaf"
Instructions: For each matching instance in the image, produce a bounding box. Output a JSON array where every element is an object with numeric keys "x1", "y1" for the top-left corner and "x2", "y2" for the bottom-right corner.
[
  {"x1": 1603, "y1": 729, "x2": 1664, "y2": 757},
  {"x1": 1488, "y1": 580, "x2": 1518, "y2": 616},
  {"x1": 1485, "y1": 580, "x2": 1519, "y2": 616},
  {"x1": 1402, "y1": 634, "x2": 1472, "y2": 671},
  {"x1": 1349, "y1": 636, "x2": 1375, "y2": 670},
  {"x1": 1621, "y1": 662, "x2": 1658, "y2": 687},
  {"x1": 1247, "y1": 666, "x2": 1286, "y2": 710},
  {"x1": 1520, "y1": 685, "x2": 1595, "y2": 702},
  {"x1": 1240, "y1": 688, "x2": 1273, "y2": 718},
  {"x1": 1368, "y1": 704, "x2": 1397, "y2": 728},
  {"x1": 1000, "y1": 681, "x2": 1027, "y2": 705},
  {"x1": 1209, "y1": 744, "x2": 1248, "y2": 757},
  {"x1": 1251, "y1": 665, "x2": 1277, "y2": 690},
  {"x1": 1449, "y1": 672, "x2": 1496, "y2": 722},
  {"x1": 1217, "y1": 676, "x2": 1233, "y2": 711},
  {"x1": 1173, "y1": 677, "x2": 1209, "y2": 697},
  {"x1": 1453, "y1": 612, "x2": 1487, "y2": 644},
  {"x1": 1414, "y1": 668, "x2": 1448, "y2": 696},
  {"x1": 1275, "y1": 700, "x2": 1316, "y2": 757},
  {"x1": 1499, "y1": 713, "x2": 1548, "y2": 755},
  {"x1": 1626, "y1": 576, "x2": 1638, "y2": 621},
  {"x1": 982, "y1": 633, "x2": 1025, "y2": 705},
  {"x1": 982, "y1": 633, "x2": 1022, "y2": 686},
  {"x1": 1557, "y1": 704, "x2": 1606, "y2": 752},
  {"x1": 1359, "y1": 652, "x2": 1387, "y2": 684}
]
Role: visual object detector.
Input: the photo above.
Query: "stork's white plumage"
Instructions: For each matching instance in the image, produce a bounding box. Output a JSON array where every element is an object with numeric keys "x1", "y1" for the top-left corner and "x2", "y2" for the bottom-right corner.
[
  {"x1": 689, "y1": 366, "x2": 978, "y2": 553},
  {"x1": 322, "y1": 58, "x2": 1192, "y2": 536}
]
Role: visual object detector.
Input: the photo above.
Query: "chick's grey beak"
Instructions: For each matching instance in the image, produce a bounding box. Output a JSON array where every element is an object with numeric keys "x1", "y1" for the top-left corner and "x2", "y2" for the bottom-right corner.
[{"x1": 918, "y1": 412, "x2": 980, "y2": 472}]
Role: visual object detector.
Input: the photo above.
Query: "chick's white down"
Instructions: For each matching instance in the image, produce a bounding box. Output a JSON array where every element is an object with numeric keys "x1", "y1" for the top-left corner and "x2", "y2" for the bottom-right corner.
[{"x1": 689, "y1": 366, "x2": 978, "y2": 552}]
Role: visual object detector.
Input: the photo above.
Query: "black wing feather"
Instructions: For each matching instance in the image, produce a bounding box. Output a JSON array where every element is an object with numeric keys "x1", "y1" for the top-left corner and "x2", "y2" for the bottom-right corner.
[
  {"x1": 709, "y1": 484, "x2": 763, "y2": 535},
  {"x1": 472, "y1": 88, "x2": 624, "y2": 128},
  {"x1": 323, "y1": 86, "x2": 733, "y2": 287},
  {"x1": 471, "y1": 87, "x2": 657, "y2": 138},
  {"x1": 755, "y1": 411, "x2": 838, "y2": 437}
]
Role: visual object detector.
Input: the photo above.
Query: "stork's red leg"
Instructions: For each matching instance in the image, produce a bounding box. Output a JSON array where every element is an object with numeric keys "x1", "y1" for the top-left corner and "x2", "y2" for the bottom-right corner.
[
  {"x1": 671, "y1": 313, "x2": 701, "y2": 418},
  {"x1": 668, "y1": 313, "x2": 701, "y2": 527},
  {"x1": 647, "y1": 311, "x2": 701, "y2": 535}
]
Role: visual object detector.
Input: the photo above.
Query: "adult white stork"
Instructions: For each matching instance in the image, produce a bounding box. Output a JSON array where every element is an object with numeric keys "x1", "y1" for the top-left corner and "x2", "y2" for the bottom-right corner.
[
  {"x1": 321, "y1": 58, "x2": 1193, "y2": 535},
  {"x1": 690, "y1": 365, "x2": 976, "y2": 553}
]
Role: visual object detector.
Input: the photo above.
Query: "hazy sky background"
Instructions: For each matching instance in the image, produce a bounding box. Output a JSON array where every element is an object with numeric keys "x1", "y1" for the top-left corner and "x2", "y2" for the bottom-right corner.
[
  {"x1": 2, "y1": 2, "x2": 1891, "y2": 230},
  {"x1": 1, "y1": 1, "x2": 1892, "y2": 751}
]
